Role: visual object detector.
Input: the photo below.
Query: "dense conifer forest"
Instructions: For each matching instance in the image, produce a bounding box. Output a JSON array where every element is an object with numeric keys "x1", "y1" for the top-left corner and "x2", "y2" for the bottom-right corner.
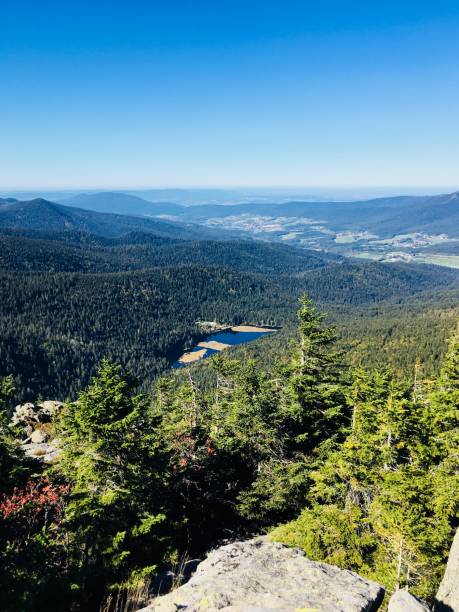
[
  {"x1": 0, "y1": 212, "x2": 458, "y2": 611},
  {"x1": 1, "y1": 228, "x2": 458, "y2": 401},
  {"x1": 0, "y1": 297, "x2": 457, "y2": 611}
]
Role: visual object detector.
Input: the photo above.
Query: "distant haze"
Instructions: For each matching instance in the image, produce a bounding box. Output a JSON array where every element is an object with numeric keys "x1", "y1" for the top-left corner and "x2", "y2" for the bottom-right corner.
[{"x1": 2, "y1": 186, "x2": 459, "y2": 206}]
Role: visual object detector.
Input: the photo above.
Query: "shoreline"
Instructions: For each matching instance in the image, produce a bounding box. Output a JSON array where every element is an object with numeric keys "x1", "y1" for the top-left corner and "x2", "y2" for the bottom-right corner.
[{"x1": 176, "y1": 324, "x2": 279, "y2": 366}]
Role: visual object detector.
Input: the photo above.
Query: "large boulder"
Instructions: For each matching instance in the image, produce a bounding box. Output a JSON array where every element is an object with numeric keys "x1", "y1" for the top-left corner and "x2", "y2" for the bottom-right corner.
[
  {"x1": 21, "y1": 440, "x2": 61, "y2": 464},
  {"x1": 140, "y1": 536, "x2": 384, "y2": 611},
  {"x1": 11, "y1": 403, "x2": 37, "y2": 427},
  {"x1": 11, "y1": 400, "x2": 63, "y2": 464},
  {"x1": 37, "y1": 400, "x2": 63, "y2": 419},
  {"x1": 435, "y1": 528, "x2": 459, "y2": 612},
  {"x1": 388, "y1": 590, "x2": 429, "y2": 611}
]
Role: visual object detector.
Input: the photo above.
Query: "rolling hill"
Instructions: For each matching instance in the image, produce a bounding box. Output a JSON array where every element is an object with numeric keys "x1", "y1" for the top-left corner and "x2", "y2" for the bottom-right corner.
[
  {"x1": 59, "y1": 191, "x2": 184, "y2": 217},
  {"x1": 0, "y1": 197, "x2": 217, "y2": 239},
  {"x1": 176, "y1": 191, "x2": 459, "y2": 237},
  {"x1": 12, "y1": 190, "x2": 458, "y2": 241},
  {"x1": 0, "y1": 230, "x2": 338, "y2": 273},
  {"x1": 1, "y1": 220, "x2": 458, "y2": 400},
  {"x1": 49, "y1": 190, "x2": 459, "y2": 262}
]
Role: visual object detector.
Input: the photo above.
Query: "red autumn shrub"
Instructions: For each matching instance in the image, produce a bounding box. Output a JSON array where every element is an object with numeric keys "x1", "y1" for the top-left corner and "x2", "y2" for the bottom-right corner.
[{"x1": 0, "y1": 478, "x2": 69, "y2": 549}]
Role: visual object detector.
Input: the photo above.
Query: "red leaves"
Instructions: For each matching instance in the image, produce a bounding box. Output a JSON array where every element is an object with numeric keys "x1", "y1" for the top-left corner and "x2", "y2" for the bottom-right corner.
[
  {"x1": 0, "y1": 478, "x2": 69, "y2": 520},
  {"x1": 1, "y1": 478, "x2": 70, "y2": 556},
  {"x1": 171, "y1": 432, "x2": 217, "y2": 471}
]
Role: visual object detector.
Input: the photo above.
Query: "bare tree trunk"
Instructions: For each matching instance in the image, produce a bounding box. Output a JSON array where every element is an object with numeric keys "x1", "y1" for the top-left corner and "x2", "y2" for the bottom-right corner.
[
  {"x1": 413, "y1": 360, "x2": 421, "y2": 401},
  {"x1": 351, "y1": 404, "x2": 357, "y2": 431},
  {"x1": 188, "y1": 371, "x2": 198, "y2": 428},
  {"x1": 396, "y1": 538, "x2": 403, "y2": 590}
]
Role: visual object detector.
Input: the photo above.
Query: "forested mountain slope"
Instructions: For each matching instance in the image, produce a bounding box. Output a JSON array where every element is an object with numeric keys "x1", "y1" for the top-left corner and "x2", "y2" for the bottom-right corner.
[
  {"x1": 1, "y1": 257, "x2": 457, "y2": 400},
  {"x1": 0, "y1": 266, "x2": 290, "y2": 400},
  {"x1": 0, "y1": 198, "x2": 216, "y2": 239},
  {"x1": 281, "y1": 260, "x2": 458, "y2": 304},
  {"x1": 0, "y1": 232, "x2": 338, "y2": 274},
  {"x1": 1, "y1": 216, "x2": 458, "y2": 400},
  {"x1": 196, "y1": 290, "x2": 459, "y2": 385},
  {"x1": 1, "y1": 228, "x2": 458, "y2": 289},
  {"x1": 177, "y1": 190, "x2": 459, "y2": 237}
]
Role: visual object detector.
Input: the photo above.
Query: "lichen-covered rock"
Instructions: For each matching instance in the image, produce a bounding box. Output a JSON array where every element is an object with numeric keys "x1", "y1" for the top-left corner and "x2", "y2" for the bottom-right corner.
[
  {"x1": 140, "y1": 536, "x2": 384, "y2": 611},
  {"x1": 37, "y1": 400, "x2": 63, "y2": 418},
  {"x1": 30, "y1": 429, "x2": 48, "y2": 444},
  {"x1": 11, "y1": 403, "x2": 37, "y2": 426},
  {"x1": 435, "y1": 528, "x2": 459, "y2": 612},
  {"x1": 11, "y1": 400, "x2": 63, "y2": 464},
  {"x1": 21, "y1": 440, "x2": 61, "y2": 463},
  {"x1": 388, "y1": 590, "x2": 429, "y2": 611}
]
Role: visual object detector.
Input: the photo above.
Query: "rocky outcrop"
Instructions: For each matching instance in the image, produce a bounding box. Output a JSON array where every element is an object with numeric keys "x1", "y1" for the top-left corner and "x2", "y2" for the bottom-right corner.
[
  {"x1": 140, "y1": 536, "x2": 384, "y2": 611},
  {"x1": 11, "y1": 400, "x2": 63, "y2": 463},
  {"x1": 11, "y1": 400, "x2": 63, "y2": 429},
  {"x1": 435, "y1": 528, "x2": 459, "y2": 612},
  {"x1": 388, "y1": 590, "x2": 429, "y2": 611}
]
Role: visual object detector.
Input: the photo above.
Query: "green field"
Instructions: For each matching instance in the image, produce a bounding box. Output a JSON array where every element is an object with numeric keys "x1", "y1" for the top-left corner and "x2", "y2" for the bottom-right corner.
[{"x1": 414, "y1": 254, "x2": 459, "y2": 269}]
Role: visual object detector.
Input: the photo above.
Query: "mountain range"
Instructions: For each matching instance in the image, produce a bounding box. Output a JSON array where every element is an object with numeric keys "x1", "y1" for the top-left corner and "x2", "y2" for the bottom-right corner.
[
  {"x1": 52, "y1": 189, "x2": 459, "y2": 238},
  {"x1": 60, "y1": 191, "x2": 184, "y2": 217},
  {"x1": 0, "y1": 197, "x2": 216, "y2": 240},
  {"x1": 177, "y1": 191, "x2": 459, "y2": 237}
]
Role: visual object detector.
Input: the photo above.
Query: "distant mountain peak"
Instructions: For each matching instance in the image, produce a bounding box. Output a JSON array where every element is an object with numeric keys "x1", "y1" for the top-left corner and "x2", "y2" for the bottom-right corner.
[{"x1": 59, "y1": 191, "x2": 184, "y2": 217}]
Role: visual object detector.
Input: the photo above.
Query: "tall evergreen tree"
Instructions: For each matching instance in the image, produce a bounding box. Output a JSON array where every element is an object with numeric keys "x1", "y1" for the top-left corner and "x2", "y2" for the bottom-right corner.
[
  {"x1": 272, "y1": 322, "x2": 458, "y2": 603},
  {"x1": 0, "y1": 376, "x2": 26, "y2": 492},
  {"x1": 53, "y1": 360, "x2": 169, "y2": 608},
  {"x1": 279, "y1": 295, "x2": 347, "y2": 455}
]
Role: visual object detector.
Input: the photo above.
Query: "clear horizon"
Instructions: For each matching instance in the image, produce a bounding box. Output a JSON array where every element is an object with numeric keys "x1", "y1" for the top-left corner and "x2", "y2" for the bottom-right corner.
[{"x1": 1, "y1": 1, "x2": 459, "y2": 189}]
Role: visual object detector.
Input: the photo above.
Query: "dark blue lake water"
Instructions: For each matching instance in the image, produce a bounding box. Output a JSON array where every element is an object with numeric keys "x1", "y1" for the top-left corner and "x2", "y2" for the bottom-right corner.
[{"x1": 172, "y1": 328, "x2": 275, "y2": 368}]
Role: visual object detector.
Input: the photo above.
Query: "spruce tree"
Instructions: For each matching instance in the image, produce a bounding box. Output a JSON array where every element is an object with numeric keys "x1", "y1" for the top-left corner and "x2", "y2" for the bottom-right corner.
[
  {"x1": 272, "y1": 320, "x2": 458, "y2": 603},
  {"x1": 279, "y1": 295, "x2": 347, "y2": 455},
  {"x1": 0, "y1": 376, "x2": 27, "y2": 492},
  {"x1": 53, "y1": 360, "x2": 169, "y2": 608}
]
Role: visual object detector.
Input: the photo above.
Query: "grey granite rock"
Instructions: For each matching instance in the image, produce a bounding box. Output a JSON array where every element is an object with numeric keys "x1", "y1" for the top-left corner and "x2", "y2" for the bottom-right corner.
[
  {"x1": 37, "y1": 400, "x2": 63, "y2": 418},
  {"x1": 388, "y1": 590, "x2": 429, "y2": 612},
  {"x1": 21, "y1": 439, "x2": 61, "y2": 464},
  {"x1": 140, "y1": 536, "x2": 384, "y2": 611},
  {"x1": 30, "y1": 429, "x2": 48, "y2": 444},
  {"x1": 435, "y1": 528, "x2": 459, "y2": 612},
  {"x1": 11, "y1": 403, "x2": 37, "y2": 426}
]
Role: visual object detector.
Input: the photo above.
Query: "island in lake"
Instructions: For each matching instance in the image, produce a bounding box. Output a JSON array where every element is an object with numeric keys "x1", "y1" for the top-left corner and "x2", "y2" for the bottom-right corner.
[{"x1": 173, "y1": 325, "x2": 277, "y2": 368}]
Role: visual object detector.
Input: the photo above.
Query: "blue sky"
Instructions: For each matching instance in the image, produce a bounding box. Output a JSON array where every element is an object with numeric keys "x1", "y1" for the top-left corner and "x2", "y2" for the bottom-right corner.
[{"x1": 1, "y1": 1, "x2": 459, "y2": 190}]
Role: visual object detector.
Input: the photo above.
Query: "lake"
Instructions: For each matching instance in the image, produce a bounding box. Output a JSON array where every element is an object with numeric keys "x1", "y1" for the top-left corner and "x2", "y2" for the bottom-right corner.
[{"x1": 172, "y1": 325, "x2": 277, "y2": 368}]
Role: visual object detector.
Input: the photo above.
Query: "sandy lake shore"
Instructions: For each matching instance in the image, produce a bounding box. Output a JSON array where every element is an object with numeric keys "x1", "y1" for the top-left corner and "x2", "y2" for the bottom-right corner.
[
  {"x1": 230, "y1": 325, "x2": 276, "y2": 333},
  {"x1": 178, "y1": 348, "x2": 207, "y2": 364},
  {"x1": 198, "y1": 340, "x2": 231, "y2": 351}
]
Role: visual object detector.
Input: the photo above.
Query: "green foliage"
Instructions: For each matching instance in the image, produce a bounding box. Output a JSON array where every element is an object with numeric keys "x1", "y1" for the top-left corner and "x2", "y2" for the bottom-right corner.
[
  {"x1": 272, "y1": 323, "x2": 459, "y2": 603},
  {"x1": 1, "y1": 222, "x2": 457, "y2": 402},
  {"x1": 0, "y1": 376, "x2": 26, "y2": 492},
  {"x1": 52, "y1": 360, "x2": 171, "y2": 609},
  {"x1": 0, "y1": 296, "x2": 457, "y2": 610},
  {"x1": 155, "y1": 297, "x2": 346, "y2": 542}
]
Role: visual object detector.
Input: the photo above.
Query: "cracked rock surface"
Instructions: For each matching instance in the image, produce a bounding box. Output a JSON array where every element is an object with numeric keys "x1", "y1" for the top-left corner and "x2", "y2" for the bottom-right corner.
[{"x1": 140, "y1": 536, "x2": 384, "y2": 612}]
